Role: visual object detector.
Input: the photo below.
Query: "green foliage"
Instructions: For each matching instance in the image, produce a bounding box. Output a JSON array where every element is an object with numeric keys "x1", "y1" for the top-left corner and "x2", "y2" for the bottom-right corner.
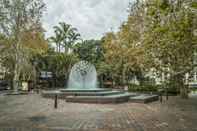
[
  {"x1": 74, "y1": 40, "x2": 104, "y2": 64},
  {"x1": 0, "y1": 31, "x2": 49, "y2": 81},
  {"x1": 49, "y1": 22, "x2": 81, "y2": 53},
  {"x1": 34, "y1": 46, "x2": 79, "y2": 87},
  {"x1": 143, "y1": 0, "x2": 197, "y2": 98},
  {"x1": 128, "y1": 84, "x2": 159, "y2": 92},
  {"x1": 102, "y1": 2, "x2": 148, "y2": 86},
  {"x1": 102, "y1": 0, "x2": 197, "y2": 98},
  {"x1": 0, "y1": 0, "x2": 45, "y2": 36},
  {"x1": 0, "y1": 0, "x2": 46, "y2": 90},
  {"x1": 0, "y1": 0, "x2": 196, "y2": 95},
  {"x1": 128, "y1": 83, "x2": 180, "y2": 94},
  {"x1": 191, "y1": 2, "x2": 197, "y2": 9}
]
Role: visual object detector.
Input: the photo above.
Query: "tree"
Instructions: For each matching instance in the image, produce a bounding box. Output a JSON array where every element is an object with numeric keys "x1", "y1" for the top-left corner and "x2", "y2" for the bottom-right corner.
[
  {"x1": 0, "y1": 30, "x2": 48, "y2": 88},
  {"x1": 73, "y1": 40, "x2": 103, "y2": 64},
  {"x1": 49, "y1": 22, "x2": 81, "y2": 53},
  {"x1": 73, "y1": 39, "x2": 107, "y2": 87},
  {"x1": 49, "y1": 27, "x2": 62, "y2": 52},
  {"x1": 103, "y1": 23, "x2": 145, "y2": 87},
  {"x1": 0, "y1": 34, "x2": 14, "y2": 81},
  {"x1": 102, "y1": 0, "x2": 197, "y2": 98},
  {"x1": 142, "y1": 0, "x2": 197, "y2": 98},
  {"x1": 102, "y1": 1, "x2": 148, "y2": 87},
  {"x1": 0, "y1": 0, "x2": 46, "y2": 92},
  {"x1": 36, "y1": 48, "x2": 78, "y2": 87}
]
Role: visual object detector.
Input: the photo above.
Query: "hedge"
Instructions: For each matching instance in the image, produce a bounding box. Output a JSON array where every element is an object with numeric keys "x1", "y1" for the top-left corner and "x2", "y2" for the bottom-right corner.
[
  {"x1": 128, "y1": 83, "x2": 180, "y2": 95},
  {"x1": 128, "y1": 84, "x2": 159, "y2": 92}
]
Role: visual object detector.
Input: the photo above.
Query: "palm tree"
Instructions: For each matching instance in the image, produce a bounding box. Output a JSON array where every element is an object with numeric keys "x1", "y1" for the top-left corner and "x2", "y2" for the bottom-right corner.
[
  {"x1": 50, "y1": 22, "x2": 81, "y2": 53},
  {"x1": 49, "y1": 27, "x2": 62, "y2": 52},
  {"x1": 67, "y1": 28, "x2": 81, "y2": 50}
]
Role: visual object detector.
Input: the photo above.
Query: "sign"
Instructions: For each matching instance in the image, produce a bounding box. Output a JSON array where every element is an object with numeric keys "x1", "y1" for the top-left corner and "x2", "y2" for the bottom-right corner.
[{"x1": 40, "y1": 71, "x2": 53, "y2": 78}]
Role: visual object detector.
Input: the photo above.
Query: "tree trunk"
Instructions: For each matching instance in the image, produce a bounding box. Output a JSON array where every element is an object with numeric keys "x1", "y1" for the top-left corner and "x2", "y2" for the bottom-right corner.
[
  {"x1": 122, "y1": 66, "x2": 126, "y2": 87},
  {"x1": 13, "y1": 62, "x2": 20, "y2": 92},
  {"x1": 176, "y1": 74, "x2": 189, "y2": 99},
  {"x1": 65, "y1": 69, "x2": 71, "y2": 87},
  {"x1": 100, "y1": 75, "x2": 104, "y2": 88},
  {"x1": 13, "y1": 42, "x2": 21, "y2": 92},
  {"x1": 58, "y1": 43, "x2": 61, "y2": 52},
  {"x1": 56, "y1": 44, "x2": 59, "y2": 52},
  {"x1": 111, "y1": 75, "x2": 115, "y2": 88},
  {"x1": 12, "y1": 20, "x2": 21, "y2": 92},
  {"x1": 180, "y1": 85, "x2": 189, "y2": 99}
]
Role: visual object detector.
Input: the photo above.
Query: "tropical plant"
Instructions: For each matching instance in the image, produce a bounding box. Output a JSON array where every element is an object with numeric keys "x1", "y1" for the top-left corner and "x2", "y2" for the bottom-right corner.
[
  {"x1": 49, "y1": 22, "x2": 81, "y2": 53},
  {"x1": 49, "y1": 28, "x2": 62, "y2": 52},
  {"x1": 35, "y1": 46, "x2": 79, "y2": 87},
  {"x1": 73, "y1": 39, "x2": 103, "y2": 64}
]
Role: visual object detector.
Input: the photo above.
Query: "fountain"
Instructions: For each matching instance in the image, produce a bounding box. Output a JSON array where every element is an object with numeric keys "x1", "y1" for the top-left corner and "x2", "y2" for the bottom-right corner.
[
  {"x1": 67, "y1": 61, "x2": 97, "y2": 90},
  {"x1": 42, "y1": 61, "x2": 159, "y2": 103}
]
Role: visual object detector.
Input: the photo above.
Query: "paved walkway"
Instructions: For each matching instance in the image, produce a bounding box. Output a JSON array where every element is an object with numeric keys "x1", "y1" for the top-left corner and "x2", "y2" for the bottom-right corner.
[{"x1": 0, "y1": 93, "x2": 197, "y2": 131}]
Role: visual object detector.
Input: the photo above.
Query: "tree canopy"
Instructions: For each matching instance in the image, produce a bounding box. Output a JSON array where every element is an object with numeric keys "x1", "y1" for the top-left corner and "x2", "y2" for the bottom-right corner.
[
  {"x1": 0, "y1": 0, "x2": 196, "y2": 99},
  {"x1": 102, "y1": 0, "x2": 197, "y2": 98},
  {"x1": 0, "y1": 0, "x2": 46, "y2": 91},
  {"x1": 49, "y1": 22, "x2": 81, "y2": 53}
]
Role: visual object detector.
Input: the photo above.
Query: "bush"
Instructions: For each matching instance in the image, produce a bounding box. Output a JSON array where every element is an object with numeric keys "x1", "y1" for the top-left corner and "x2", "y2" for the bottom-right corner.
[
  {"x1": 165, "y1": 87, "x2": 180, "y2": 95},
  {"x1": 128, "y1": 83, "x2": 182, "y2": 95},
  {"x1": 128, "y1": 84, "x2": 159, "y2": 92},
  {"x1": 165, "y1": 82, "x2": 180, "y2": 95}
]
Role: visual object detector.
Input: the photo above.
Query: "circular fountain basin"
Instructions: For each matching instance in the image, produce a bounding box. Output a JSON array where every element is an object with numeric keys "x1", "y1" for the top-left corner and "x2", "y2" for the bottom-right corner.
[
  {"x1": 60, "y1": 88, "x2": 111, "y2": 92},
  {"x1": 41, "y1": 61, "x2": 138, "y2": 103},
  {"x1": 41, "y1": 88, "x2": 137, "y2": 103}
]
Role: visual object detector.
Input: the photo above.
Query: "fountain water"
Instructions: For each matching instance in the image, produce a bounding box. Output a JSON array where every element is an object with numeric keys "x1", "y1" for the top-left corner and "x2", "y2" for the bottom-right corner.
[
  {"x1": 42, "y1": 61, "x2": 146, "y2": 104},
  {"x1": 67, "y1": 61, "x2": 97, "y2": 90}
]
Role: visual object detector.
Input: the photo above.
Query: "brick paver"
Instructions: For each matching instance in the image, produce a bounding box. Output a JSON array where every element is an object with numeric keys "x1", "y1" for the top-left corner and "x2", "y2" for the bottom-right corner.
[{"x1": 0, "y1": 93, "x2": 197, "y2": 131}]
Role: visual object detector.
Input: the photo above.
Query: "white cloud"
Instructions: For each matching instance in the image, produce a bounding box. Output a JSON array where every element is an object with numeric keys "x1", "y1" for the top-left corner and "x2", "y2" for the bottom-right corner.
[{"x1": 42, "y1": 0, "x2": 131, "y2": 39}]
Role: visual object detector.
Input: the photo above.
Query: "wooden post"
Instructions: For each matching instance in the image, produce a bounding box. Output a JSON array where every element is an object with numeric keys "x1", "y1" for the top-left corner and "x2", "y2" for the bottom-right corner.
[
  {"x1": 54, "y1": 94, "x2": 58, "y2": 109},
  {"x1": 160, "y1": 92, "x2": 163, "y2": 103},
  {"x1": 166, "y1": 88, "x2": 168, "y2": 100}
]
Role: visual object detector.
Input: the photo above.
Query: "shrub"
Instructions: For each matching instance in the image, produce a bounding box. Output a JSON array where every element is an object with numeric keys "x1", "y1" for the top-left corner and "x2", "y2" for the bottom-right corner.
[
  {"x1": 128, "y1": 82, "x2": 182, "y2": 95},
  {"x1": 128, "y1": 84, "x2": 159, "y2": 92},
  {"x1": 165, "y1": 81, "x2": 180, "y2": 95}
]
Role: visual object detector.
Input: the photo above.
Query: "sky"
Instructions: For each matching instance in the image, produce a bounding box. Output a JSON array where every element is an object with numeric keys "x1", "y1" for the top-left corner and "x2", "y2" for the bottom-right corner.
[{"x1": 42, "y1": 0, "x2": 131, "y2": 40}]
